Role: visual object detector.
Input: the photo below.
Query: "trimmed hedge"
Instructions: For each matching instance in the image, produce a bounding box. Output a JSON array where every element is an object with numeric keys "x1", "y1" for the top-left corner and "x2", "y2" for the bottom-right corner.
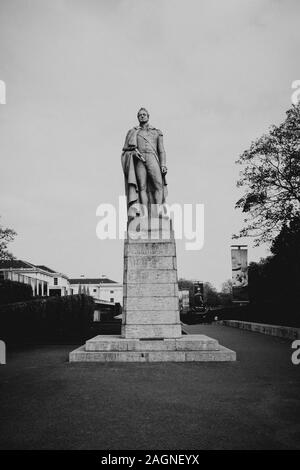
[
  {"x1": 0, "y1": 294, "x2": 95, "y2": 345},
  {"x1": 214, "y1": 302, "x2": 300, "y2": 328},
  {"x1": 0, "y1": 280, "x2": 33, "y2": 305}
]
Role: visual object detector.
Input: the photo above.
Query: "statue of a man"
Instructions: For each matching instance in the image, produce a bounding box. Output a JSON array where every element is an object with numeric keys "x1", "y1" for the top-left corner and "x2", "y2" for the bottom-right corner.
[{"x1": 121, "y1": 108, "x2": 168, "y2": 217}]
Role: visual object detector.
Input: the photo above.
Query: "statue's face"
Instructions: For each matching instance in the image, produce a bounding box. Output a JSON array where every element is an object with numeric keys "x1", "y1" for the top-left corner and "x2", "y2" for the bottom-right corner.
[{"x1": 138, "y1": 110, "x2": 149, "y2": 125}]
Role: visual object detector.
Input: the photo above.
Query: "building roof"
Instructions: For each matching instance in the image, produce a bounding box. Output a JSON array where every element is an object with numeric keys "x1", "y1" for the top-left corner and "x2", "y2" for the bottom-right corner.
[
  {"x1": 0, "y1": 260, "x2": 35, "y2": 269},
  {"x1": 0, "y1": 260, "x2": 67, "y2": 277},
  {"x1": 35, "y1": 265, "x2": 56, "y2": 273},
  {"x1": 69, "y1": 278, "x2": 117, "y2": 285}
]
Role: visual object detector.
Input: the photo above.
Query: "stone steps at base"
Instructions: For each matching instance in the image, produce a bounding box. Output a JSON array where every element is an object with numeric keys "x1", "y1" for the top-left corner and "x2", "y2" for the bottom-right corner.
[
  {"x1": 69, "y1": 345, "x2": 236, "y2": 362},
  {"x1": 85, "y1": 334, "x2": 220, "y2": 351}
]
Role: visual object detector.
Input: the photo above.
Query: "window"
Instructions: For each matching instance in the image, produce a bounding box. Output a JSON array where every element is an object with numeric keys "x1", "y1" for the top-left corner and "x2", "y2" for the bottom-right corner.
[
  {"x1": 54, "y1": 277, "x2": 58, "y2": 285},
  {"x1": 110, "y1": 297, "x2": 114, "y2": 303},
  {"x1": 93, "y1": 288, "x2": 97, "y2": 293},
  {"x1": 110, "y1": 290, "x2": 114, "y2": 294}
]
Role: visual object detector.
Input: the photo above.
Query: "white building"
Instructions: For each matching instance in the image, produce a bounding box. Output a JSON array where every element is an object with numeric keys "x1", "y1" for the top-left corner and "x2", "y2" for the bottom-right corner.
[
  {"x1": 0, "y1": 260, "x2": 72, "y2": 296},
  {"x1": 0, "y1": 261, "x2": 124, "y2": 304},
  {"x1": 69, "y1": 275, "x2": 123, "y2": 305}
]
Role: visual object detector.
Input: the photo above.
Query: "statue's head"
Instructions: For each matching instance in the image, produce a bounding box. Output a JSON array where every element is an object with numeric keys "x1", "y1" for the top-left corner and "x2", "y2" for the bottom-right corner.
[{"x1": 137, "y1": 107, "x2": 149, "y2": 124}]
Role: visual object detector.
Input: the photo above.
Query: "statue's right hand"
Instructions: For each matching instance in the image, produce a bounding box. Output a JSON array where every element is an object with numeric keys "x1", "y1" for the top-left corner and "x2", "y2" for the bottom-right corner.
[{"x1": 134, "y1": 150, "x2": 145, "y2": 162}]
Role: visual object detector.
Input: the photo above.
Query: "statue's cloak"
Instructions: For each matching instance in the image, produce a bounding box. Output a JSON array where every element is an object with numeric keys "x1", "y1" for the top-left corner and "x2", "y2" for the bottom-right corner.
[{"x1": 121, "y1": 127, "x2": 168, "y2": 213}]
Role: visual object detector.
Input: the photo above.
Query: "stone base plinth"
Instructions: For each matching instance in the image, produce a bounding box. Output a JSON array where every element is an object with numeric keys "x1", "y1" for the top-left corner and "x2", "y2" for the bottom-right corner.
[
  {"x1": 122, "y1": 222, "x2": 182, "y2": 339},
  {"x1": 69, "y1": 219, "x2": 236, "y2": 363},
  {"x1": 69, "y1": 334, "x2": 236, "y2": 362}
]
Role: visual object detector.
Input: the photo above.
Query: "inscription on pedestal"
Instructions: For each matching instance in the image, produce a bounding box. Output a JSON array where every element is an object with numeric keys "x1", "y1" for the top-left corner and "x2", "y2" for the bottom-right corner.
[
  {"x1": 125, "y1": 283, "x2": 176, "y2": 297},
  {"x1": 122, "y1": 228, "x2": 181, "y2": 339},
  {"x1": 125, "y1": 269, "x2": 177, "y2": 284},
  {"x1": 125, "y1": 256, "x2": 175, "y2": 270}
]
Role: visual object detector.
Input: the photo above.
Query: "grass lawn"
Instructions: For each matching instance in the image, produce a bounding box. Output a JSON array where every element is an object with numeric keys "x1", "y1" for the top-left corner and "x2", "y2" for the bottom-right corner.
[{"x1": 0, "y1": 324, "x2": 299, "y2": 450}]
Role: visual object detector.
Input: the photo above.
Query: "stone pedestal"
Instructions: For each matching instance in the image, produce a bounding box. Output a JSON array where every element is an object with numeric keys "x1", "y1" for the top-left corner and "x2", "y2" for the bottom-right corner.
[
  {"x1": 122, "y1": 222, "x2": 181, "y2": 339},
  {"x1": 69, "y1": 219, "x2": 236, "y2": 362}
]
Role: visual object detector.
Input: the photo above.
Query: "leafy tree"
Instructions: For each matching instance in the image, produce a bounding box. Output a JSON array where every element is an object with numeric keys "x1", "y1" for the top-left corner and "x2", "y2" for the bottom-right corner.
[
  {"x1": 0, "y1": 218, "x2": 16, "y2": 260},
  {"x1": 178, "y1": 278, "x2": 193, "y2": 291},
  {"x1": 270, "y1": 217, "x2": 300, "y2": 304},
  {"x1": 247, "y1": 217, "x2": 300, "y2": 308},
  {"x1": 221, "y1": 279, "x2": 233, "y2": 295},
  {"x1": 248, "y1": 257, "x2": 275, "y2": 304},
  {"x1": 235, "y1": 104, "x2": 300, "y2": 245},
  {"x1": 218, "y1": 279, "x2": 233, "y2": 306},
  {"x1": 271, "y1": 216, "x2": 300, "y2": 260},
  {"x1": 203, "y1": 282, "x2": 220, "y2": 307}
]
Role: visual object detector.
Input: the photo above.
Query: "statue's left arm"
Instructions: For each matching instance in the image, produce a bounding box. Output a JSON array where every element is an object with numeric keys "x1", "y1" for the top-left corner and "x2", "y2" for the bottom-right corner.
[{"x1": 157, "y1": 130, "x2": 167, "y2": 172}]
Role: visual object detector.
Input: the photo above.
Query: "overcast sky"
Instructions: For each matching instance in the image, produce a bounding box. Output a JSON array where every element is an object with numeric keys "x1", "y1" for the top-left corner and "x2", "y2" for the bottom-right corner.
[{"x1": 1, "y1": 0, "x2": 299, "y2": 288}]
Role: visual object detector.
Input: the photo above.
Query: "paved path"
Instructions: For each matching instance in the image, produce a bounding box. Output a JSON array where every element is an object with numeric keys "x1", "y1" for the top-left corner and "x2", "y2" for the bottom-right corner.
[{"x1": 0, "y1": 324, "x2": 299, "y2": 450}]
